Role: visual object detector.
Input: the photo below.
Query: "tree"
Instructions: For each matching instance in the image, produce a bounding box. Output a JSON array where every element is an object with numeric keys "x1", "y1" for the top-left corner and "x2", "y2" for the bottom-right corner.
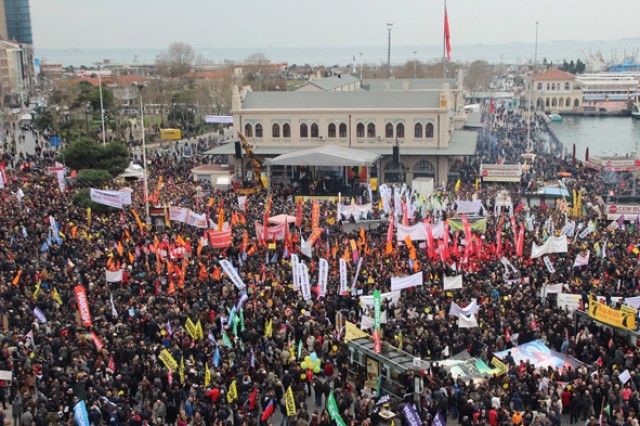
[
  {"x1": 466, "y1": 60, "x2": 495, "y2": 92},
  {"x1": 61, "y1": 137, "x2": 129, "y2": 177},
  {"x1": 156, "y1": 42, "x2": 197, "y2": 78}
]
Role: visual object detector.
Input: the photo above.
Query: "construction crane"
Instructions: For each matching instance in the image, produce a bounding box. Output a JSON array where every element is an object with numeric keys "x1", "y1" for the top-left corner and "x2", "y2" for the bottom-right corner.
[{"x1": 235, "y1": 132, "x2": 264, "y2": 194}]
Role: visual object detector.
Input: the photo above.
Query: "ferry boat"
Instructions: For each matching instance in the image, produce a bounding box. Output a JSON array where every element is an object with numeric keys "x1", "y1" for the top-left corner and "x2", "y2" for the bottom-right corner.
[
  {"x1": 548, "y1": 113, "x2": 563, "y2": 122},
  {"x1": 632, "y1": 102, "x2": 640, "y2": 119},
  {"x1": 575, "y1": 73, "x2": 640, "y2": 102}
]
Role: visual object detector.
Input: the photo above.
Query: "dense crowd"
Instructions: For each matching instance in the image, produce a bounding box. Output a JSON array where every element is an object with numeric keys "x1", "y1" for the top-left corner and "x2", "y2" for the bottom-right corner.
[{"x1": 0, "y1": 106, "x2": 639, "y2": 426}]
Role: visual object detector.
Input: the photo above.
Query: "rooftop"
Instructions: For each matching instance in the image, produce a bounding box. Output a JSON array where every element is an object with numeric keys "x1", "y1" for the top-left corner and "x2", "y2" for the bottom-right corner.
[{"x1": 533, "y1": 69, "x2": 575, "y2": 81}]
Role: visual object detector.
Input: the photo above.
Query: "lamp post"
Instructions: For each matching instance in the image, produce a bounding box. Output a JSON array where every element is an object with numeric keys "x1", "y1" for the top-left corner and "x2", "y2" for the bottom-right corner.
[
  {"x1": 387, "y1": 23, "x2": 394, "y2": 80},
  {"x1": 133, "y1": 83, "x2": 151, "y2": 227},
  {"x1": 358, "y1": 52, "x2": 363, "y2": 80},
  {"x1": 412, "y1": 50, "x2": 418, "y2": 78},
  {"x1": 95, "y1": 62, "x2": 106, "y2": 145}
]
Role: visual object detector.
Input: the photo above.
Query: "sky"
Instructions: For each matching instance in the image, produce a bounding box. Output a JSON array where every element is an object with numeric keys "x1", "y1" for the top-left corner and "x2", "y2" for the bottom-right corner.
[{"x1": 31, "y1": 0, "x2": 640, "y2": 50}]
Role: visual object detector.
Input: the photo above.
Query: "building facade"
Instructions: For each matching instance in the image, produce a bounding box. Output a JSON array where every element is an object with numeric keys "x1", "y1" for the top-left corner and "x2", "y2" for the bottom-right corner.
[
  {"x1": 206, "y1": 73, "x2": 478, "y2": 185},
  {"x1": 3, "y1": 0, "x2": 32, "y2": 44},
  {"x1": 0, "y1": 39, "x2": 32, "y2": 106},
  {"x1": 532, "y1": 69, "x2": 581, "y2": 112}
]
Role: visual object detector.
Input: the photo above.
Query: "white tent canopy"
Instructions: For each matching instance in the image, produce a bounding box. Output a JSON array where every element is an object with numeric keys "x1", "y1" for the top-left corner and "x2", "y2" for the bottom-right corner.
[{"x1": 264, "y1": 145, "x2": 381, "y2": 167}]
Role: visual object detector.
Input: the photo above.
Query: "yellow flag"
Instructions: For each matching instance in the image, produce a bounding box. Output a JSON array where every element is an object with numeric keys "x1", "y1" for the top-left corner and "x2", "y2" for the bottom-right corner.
[
  {"x1": 87, "y1": 207, "x2": 92, "y2": 228},
  {"x1": 158, "y1": 349, "x2": 178, "y2": 370},
  {"x1": 33, "y1": 281, "x2": 41, "y2": 300},
  {"x1": 285, "y1": 386, "x2": 297, "y2": 417},
  {"x1": 185, "y1": 318, "x2": 198, "y2": 340},
  {"x1": 179, "y1": 357, "x2": 185, "y2": 384},
  {"x1": 264, "y1": 318, "x2": 273, "y2": 337},
  {"x1": 455, "y1": 178, "x2": 461, "y2": 193},
  {"x1": 205, "y1": 363, "x2": 210, "y2": 387},
  {"x1": 475, "y1": 178, "x2": 479, "y2": 192},
  {"x1": 196, "y1": 320, "x2": 204, "y2": 340},
  {"x1": 52, "y1": 288, "x2": 63, "y2": 305},
  {"x1": 227, "y1": 380, "x2": 238, "y2": 403},
  {"x1": 132, "y1": 209, "x2": 145, "y2": 231}
]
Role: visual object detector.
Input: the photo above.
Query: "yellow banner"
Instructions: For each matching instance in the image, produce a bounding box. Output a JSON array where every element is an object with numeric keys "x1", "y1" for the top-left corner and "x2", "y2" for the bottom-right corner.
[
  {"x1": 370, "y1": 178, "x2": 378, "y2": 191},
  {"x1": 285, "y1": 386, "x2": 297, "y2": 417},
  {"x1": 589, "y1": 295, "x2": 637, "y2": 330},
  {"x1": 196, "y1": 320, "x2": 204, "y2": 340},
  {"x1": 344, "y1": 321, "x2": 368, "y2": 342},
  {"x1": 227, "y1": 380, "x2": 238, "y2": 403},
  {"x1": 491, "y1": 357, "x2": 508, "y2": 375},
  {"x1": 160, "y1": 128, "x2": 182, "y2": 140},
  {"x1": 366, "y1": 358, "x2": 379, "y2": 390},
  {"x1": 205, "y1": 363, "x2": 210, "y2": 387},
  {"x1": 185, "y1": 318, "x2": 198, "y2": 340},
  {"x1": 158, "y1": 349, "x2": 178, "y2": 370}
]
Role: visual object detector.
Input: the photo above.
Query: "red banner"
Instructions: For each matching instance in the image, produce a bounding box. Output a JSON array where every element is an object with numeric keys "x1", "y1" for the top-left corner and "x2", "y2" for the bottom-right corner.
[
  {"x1": 516, "y1": 224, "x2": 525, "y2": 257},
  {"x1": 373, "y1": 328, "x2": 381, "y2": 354},
  {"x1": 295, "y1": 198, "x2": 303, "y2": 227},
  {"x1": 90, "y1": 331, "x2": 104, "y2": 351},
  {"x1": 74, "y1": 285, "x2": 92, "y2": 327},
  {"x1": 311, "y1": 201, "x2": 320, "y2": 230},
  {"x1": 307, "y1": 228, "x2": 324, "y2": 246},
  {"x1": 208, "y1": 228, "x2": 232, "y2": 248}
]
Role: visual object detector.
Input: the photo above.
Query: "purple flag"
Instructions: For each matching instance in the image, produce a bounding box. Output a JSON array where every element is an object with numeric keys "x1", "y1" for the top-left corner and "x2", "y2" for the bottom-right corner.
[
  {"x1": 402, "y1": 403, "x2": 421, "y2": 426},
  {"x1": 33, "y1": 306, "x2": 47, "y2": 323},
  {"x1": 433, "y1": 411, "x2": 447, "y2": 426}
]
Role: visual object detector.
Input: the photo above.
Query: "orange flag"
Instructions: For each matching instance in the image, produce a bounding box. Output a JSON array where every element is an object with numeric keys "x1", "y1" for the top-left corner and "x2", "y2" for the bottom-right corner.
[
  {"x1": 239, "y1": 213, "x2": 246, "y2": 225},
  {"x1": 212, "y1": 267, "x2": 221, "y2": 281},
  {"x1": 128, "y1": 251, "x2": 135, "y2": 264},
  {"x1": 404, "y1": 236, "x2": 414, "y2": 251},
  {"x1": 218, "y1": 209, "x2": 225, "y2": 231},
  {"x1": 117, "y1": 241, "x2": 124, "y2": 257},
  {"x1": 124, "y1": 229, "x2": 131, "y2": 242},
  {"x1": 176, "y1": 235, "x2": 186, "y2": 247},
  {"x1": 231, "y1": 212, "x2": 239, "y2": 226},
  {"x1": 71, "y1": 226, "x2": 78, "y2": 239},
  {"x1": 208, "y1": 197, "x2": 215, "y2": 207},
  {"x1": 360, "y1": 228, "x2": 366, "y2": 244},
  {"x1": 156, "y1": 176, "x2": 163, "y2": 195},
  {"x1": 154, "y1": 235, "x2": 160, "y2": 249},
  {"x1": 197, "y1": 241, "x2": 204, "y2": 257},
  {"x1": 12, "y1": 269, "x2": 22, "y2": 286},
  {"x1": 168, "y1": 277, "x2": 176, "y2": 295},
  {"x1": 179, "y1": 259, "x2": 188, "y2": 288},
  {"x1": 199, "y1": 263, "x2": 207, "y2": 280}
]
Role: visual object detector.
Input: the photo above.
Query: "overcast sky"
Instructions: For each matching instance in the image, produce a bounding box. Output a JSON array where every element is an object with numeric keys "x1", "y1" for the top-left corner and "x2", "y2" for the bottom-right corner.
[{"x1": 32, "y1": 0, "x2": 639, "y2": 49}]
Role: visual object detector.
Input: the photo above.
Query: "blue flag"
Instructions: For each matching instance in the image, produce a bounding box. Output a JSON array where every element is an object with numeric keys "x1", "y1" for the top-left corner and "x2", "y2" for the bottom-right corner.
[
  {"x1": 213, "y1": 346, "x2": 220, "y2": 368},
  {"x1": 73, "y1": 400, "x2": 90, "y2": 426}
]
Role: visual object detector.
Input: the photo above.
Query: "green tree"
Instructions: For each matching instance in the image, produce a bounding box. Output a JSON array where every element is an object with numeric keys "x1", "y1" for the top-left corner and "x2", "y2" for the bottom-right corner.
[{"x1": 60, "y1": 137, "x2": 129, "y2": 177}]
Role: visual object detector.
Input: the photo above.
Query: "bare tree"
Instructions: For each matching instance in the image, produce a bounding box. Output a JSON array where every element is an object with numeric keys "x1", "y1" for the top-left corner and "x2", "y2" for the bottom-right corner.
[
  {"x1": 156, "y1": 42, "x2": 197, "y2": 78},
  {"x1": 466, "y1": 60, "x2": 495, "y2": 92}
]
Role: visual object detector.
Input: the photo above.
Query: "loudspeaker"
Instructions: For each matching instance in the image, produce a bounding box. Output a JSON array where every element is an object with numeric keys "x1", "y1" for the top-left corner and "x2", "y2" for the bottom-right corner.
[
  {"x1": 234, "y1": 141, "x2": 242, "y2": 159},
  {"x1": 393, "y1": 145, "x2": 399, "y2": 165}
]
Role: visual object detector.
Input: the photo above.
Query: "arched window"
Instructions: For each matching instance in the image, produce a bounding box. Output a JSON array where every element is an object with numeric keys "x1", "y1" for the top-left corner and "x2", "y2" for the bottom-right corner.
[
  {"x1": 566, "y1": 98, "x2": 571, "y2": 107},
  {"x1": 574, "y1": 98, "x2": 580, "y2": 107},
  {"x1": 396, "y1": 123, "x2": 405, "y2": 138},
  {"x1": 537, "y1": 82, "x2": 543, "y2": 90},
  {"x1": 551, "y1": 83, "x2": 555, "y2": 91},
  {"x1": 255, "y1": 123, "x2": 263, "y2": 138},
  {"x1": 244, "y1": 123, "x2": 253, "y2": 138},
  {"x1": 310, "y1": 123, "x2": 319, "y2": 138},
  {"x1": 272, "y1": 123, "x2": 280, "y2": 138},
  {"x1": 413, "y1": 160, "x2": 436, "y2": 178},
  {"x1": 545, "y1": 98, "x2": 550, "y2": 107},
  {"x1": 385, "y1": 123, "x2": 394, "y2": 138},
  {"x1": 546, "y1": 83, "x2": 550, "y2": 90},
  {"x1": 414, "y1": 123, "x2": 423, "y2": 138},
  {"x1": 551, "y1": 98, "x2": 557, "y2": 107},
  {"x1": 565, "y1": 82, "x2": 570, "y2": 90},
  {"x1": 383, "y1": 161, "x2": 406, "y2": 183},
  {"x1": 328, "y1": 123, "x2": 336, "y2": 138},
  {"x1": 283, "y1": 123, "x2": 291, "y2": 138},
  {"x1": 300, "y1": 123, "x2": 308, "y2": 138},
  {"x1": 425, "y1": 123, "x2": 434, "y2": 138},
  {"x1": 339, "y1": 123, "x2": 347, "y2": 138},
  {"x1": 558, "y1": 97, "x2": 564, "y2": 107},
  {"x1": 356, "y1": 123, "x2": 365, "y2": 138},
  {"x1": 367, "y1": 123, "x2": 376, "y2": 138}
]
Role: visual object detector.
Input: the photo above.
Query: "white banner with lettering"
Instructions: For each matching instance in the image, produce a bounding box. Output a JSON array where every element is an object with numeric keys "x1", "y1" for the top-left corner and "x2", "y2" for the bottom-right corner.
[
  {"x1": 90, "y1": 189, "x2": 132, "y2": 209},
  {"x1": 390, "y1": 271, "x2": 423, "y2": 291}
]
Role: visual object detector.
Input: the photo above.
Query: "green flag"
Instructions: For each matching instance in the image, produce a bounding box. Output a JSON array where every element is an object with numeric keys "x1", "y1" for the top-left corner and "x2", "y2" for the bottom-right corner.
[
  {"x1": 327, "y1": 392, "x2": 348, "y2": 426},
  {"x1": 373, "y1": 290, "x2": 381, "y2": 330},
  {"x1": 239, "y1": 308, "x2": 246, "y2": 332},
  {"x1": 222, "y1": 332, "x2": 233, "y2": 348}
]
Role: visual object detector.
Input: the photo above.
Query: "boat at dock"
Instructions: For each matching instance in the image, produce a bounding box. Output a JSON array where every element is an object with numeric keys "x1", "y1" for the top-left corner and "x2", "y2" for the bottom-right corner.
[{"x1": 632, "y1": 102, "x2": 640, "y2": 119}]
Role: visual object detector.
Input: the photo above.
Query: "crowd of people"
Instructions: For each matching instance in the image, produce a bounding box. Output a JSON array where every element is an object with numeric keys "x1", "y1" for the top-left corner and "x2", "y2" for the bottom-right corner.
[{"x1": 0, "y1": 104, "x2": 639, "y2": 426}]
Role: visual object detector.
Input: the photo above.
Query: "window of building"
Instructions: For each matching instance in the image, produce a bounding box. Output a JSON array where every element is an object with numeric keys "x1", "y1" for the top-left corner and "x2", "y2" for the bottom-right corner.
[
  {"x1": 310, "y1": 123, "x2": 319, "y2": 138},
  {"x1": 396, "y1": 123, "x2": 405, "y2": 139},
  {"x1": 244, "y1": 123, "x2": 253, "y2": 138},
  {"x1": 574, "y1": 99, "x2": 580, "y2": 107},
  {"x1": 566, "y1": 98, "x2": 571, "y2": 107},
  {"x1": 383, "y1": 162, "x2": 406, "y2": 183},
  {"x1": 547, "y1": 83, "x2": 550, "y2": 90},
  {"x1": 356, "y1": 123, "x2": 365, "y2": 138},
  {"x1": 426, "y1": 123, "x2": 434, "y2": 138},
  {"x1": 413, "y1": 160, "x2": 436, "y2": 178},
  {"x1": 339, "y1": 123, "x2": 347, "y2": 138},
  {"x1": 414, "y1": 123, "x2": 423, "y2": 138},
  {"x1": 551, "y1": 98, "x2": 557, "y2": 107},
  {"x1": 545, "y1": 98, "x2": 550, "y2": 107},
  {"x1": 551, "y1": 83, "x2": 555, "y2": 91},
  {"x1": 283, "y1": 123, "x2": 291, "y2": 138},
  {"x1": 565, "y1": 82, "x2": 570, "y2": 90},
  {"x1": 328, "y1": 123, "x2": 336, "y2": 138},
  {"x1": 367, "y1": 123, "x2": 376, "y2": 138},
  {"x1": 537, "y1": 82, "x2": 543, "y2": 90},
  {"x1": 300, "y1": 123, "x2": 308, "y2": 138},
  {"x1": 272, "y1": 123, "x2": 280, "y2": 138},
  {"x1": 255, "y1": 123, "x2": 263, "y2": 138},
  {"x1": 385, "y1": 123, "x2": 394, "y2": 138}
]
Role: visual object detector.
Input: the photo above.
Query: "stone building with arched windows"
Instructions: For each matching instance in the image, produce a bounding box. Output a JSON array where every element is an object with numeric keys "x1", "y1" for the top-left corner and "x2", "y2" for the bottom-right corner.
[
  {"x1": 531, "y1": 69, "x2": 582, "y2": 112},
  {"x1": 205, "y1": 72, "x2": 479, "y2": 185}
]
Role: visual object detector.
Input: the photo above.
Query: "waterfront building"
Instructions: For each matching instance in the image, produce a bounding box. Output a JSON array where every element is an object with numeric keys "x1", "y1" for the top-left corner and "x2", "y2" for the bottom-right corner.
[
  {"x1": 1, "y1": 0, "x2": 32, "y2": 44},
  {"x1": 0, "y1": 39, "x2": 33, "y2": 106},
  {"x1": 206, "y1": 72, "x2": 478, "y2": 185},
  {"x1": 532, "y1": 69, "x2": 581, "y2": 112}
]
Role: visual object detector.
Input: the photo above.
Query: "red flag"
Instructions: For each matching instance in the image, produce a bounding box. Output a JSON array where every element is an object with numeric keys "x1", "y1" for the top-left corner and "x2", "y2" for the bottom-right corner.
[
  {"x1": 295, "y1": 198, "x2": 303, "y2": 227},
  {"x1": 505, "y1": 326, "x2": 510, "y2": 343},
  {"x1": 385, "y1": 215, "x2": 394, "y2": 255},
  {"x1": 373, "y1": 328, "x2": 381, "y2": 354},
  {"x1": 74, "y1": 285, "x2": 92, "y2": 327},
  {"x1": 168, "y1": 369, "x2": 173, "y2": 387},
  {"x1": 261, "y1": 400, "x2": 275, "y2": 421},
  {"x1": 106, "y1": 355, "x2": 115, "y2": 374},
  {"x1": 444, "y1": 5, "x2": 452, "y2": 61},
  {"x1": 248, "y1": 388, "x2": 259, "y2": 410},
  {"x1": 401, "y1": 202, "x2": 408, "y2": 226},
  {"x1": 311, "y1": 201, "x2": 320, "y2": 230},
  {"x1": 516, "y1": 224, "x2": 525, "y2": 257}
]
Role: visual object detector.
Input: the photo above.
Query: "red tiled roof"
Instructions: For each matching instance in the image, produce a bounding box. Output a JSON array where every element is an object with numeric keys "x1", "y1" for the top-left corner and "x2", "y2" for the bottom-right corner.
[{"x1": 533, "y1": 69, "x2": 575, "y2": 81}]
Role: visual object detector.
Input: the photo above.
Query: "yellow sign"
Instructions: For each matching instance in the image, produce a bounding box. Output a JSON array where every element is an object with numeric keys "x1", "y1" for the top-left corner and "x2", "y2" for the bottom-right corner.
[
  {"x1": 185, "y1": 318, "x2": 198, "y2": 340},
  {"x1": 227, "y1": 380, "x2": 238, "y2": 403},
  {"x1": 285, "y1": 386, "x2": 297, "y2": 417},
  {"x1": 160, "y1": 128, "x2": 182, "y2": 140},
  {"x1": 158, "y1": 349, "x2": 178, "y2": 370},
  {"x1": 588, "y1": 295, "x2": 637, "y2": 330},
  {"x1": 370, "y1": 178, "x2": 378, "y2": 191},
  {"x1": 366, "y1": 357, "x2": 379, "y2": 390},
  {"x1": 344, "y1": 321, "x2": 368, "y2": 342},
  {"x1": 491, "y1": 357, "x2": 508, "y2": 375}
]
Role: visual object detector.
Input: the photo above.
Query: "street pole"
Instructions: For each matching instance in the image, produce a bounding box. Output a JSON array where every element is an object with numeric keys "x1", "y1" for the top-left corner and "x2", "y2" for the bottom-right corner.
[
  {"x1": 412, "y1": 50, "x2": 418, "y2": 78},
  {"x1": 358, "y1": 52, "x2": 363, "y2": 80},
  {"x1": 135, "y1": 83, "x2": 151, "y2": 227},
  {"x1": 96, "y1": 63, "x2": 106, "y2": 145},
  {"x1": 387, "y1": 23, "x2": 393, "y2": 80}
]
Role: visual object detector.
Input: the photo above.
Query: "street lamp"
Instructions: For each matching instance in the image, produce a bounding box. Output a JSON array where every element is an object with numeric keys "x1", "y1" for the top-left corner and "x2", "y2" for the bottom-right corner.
[
  {"x1": 358, "y1": 52, "x2": 364, "y2": 80},
  {"x1": 95, "y1": 62, "x2": 106, "y2": 145},
  {"x1": 387, "y1": 23, "x2": 394, "y2": 79},
  {"x1": 412, "y1": 50, "x2": 418, "y2": 78},
  {"x1": 133, "y1": 82, "x2": 151, "y2": 227}
]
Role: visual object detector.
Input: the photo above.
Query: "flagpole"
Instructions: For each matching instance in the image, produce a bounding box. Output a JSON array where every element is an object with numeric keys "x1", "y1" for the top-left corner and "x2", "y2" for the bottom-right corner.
[{"x1": 442, "y1": 0, "x2": 447, "y2": 78}]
